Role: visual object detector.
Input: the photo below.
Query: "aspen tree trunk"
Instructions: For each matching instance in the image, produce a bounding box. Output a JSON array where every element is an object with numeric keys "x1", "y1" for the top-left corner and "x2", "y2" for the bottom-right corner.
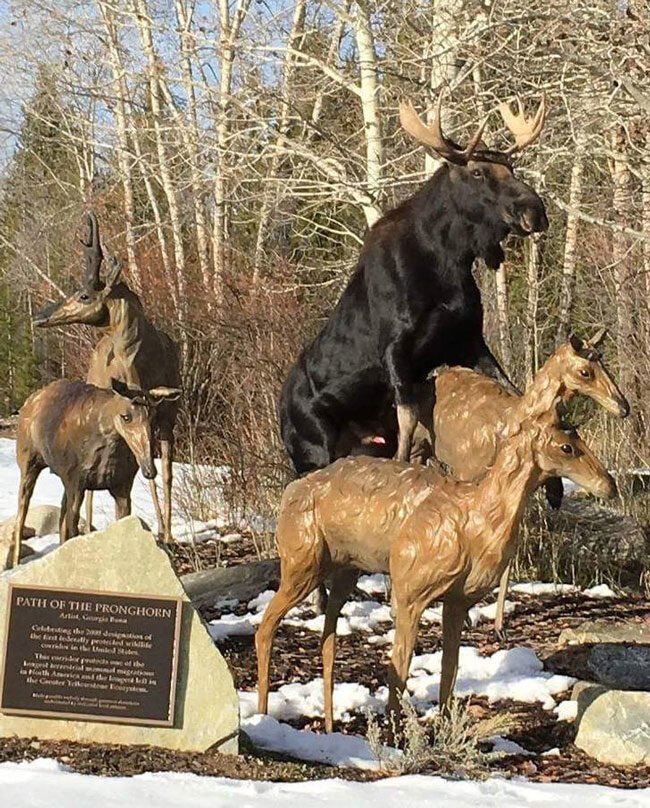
[
  {"x1": 494, "y1": 264, "x2": 513, "y2": 376},
  {"x1": 213, "y1": 0, "x2": 252, "y2": 300},
  {"x1": 424, "y1": 0, "x2": 463, "y2": 177},
  {"x1": 556, "y1": 134, "x2": 586, "y2": 344},
  {"x1": 133, "y1": 0, "x2": 188, "y2": 320},
  {"x1": 611, "y1": 127, "x2": 638, "y2": 454},
  {"x1": 309, "y1": 11, "x2": 348, "y2": 131},
  {"x1": 97, "y1": 1, "x2": 140, "y2": 290},
  {"x1": 524, "y1": 236, "x2": 542, "y2": 386},
  {"x1": 174, "y1": 0, "x2": 211, "y2": 292},
  {"x1": 252, "y1": 0, "x2": 306, "y2": 284},
  {"x1": 354, "y1": 0, "x2": 383, "y2": 227},
  {"x1": 129, "y1": 123, "x2": 179, "y2": 314}
]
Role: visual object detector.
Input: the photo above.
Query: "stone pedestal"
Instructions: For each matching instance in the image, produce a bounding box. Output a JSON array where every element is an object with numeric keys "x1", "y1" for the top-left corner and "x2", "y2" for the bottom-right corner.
[{"x1": 0, "y1": 516, "x2": 239, "y2": 753}]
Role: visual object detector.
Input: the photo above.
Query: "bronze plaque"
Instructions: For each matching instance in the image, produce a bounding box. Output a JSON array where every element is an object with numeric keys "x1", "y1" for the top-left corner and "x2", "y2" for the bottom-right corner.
[{"x1": 0, "y1": 584, "x2": 182, "y2": 726}]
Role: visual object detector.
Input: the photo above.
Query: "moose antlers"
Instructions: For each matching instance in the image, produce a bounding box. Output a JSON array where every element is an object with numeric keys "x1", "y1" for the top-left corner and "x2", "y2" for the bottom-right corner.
[
  {"x1": 399, "y1": 92, "x2": 547, "y2": 163},
  {"x1": 498, "y1": 94, "x2": 547, "y2": 154},
  {"x1": 81, "y1": 211, "x2": 104, "y2": 291},
  {"x1": 399, "y1": 95, "x2": 489, "y2": 165}
]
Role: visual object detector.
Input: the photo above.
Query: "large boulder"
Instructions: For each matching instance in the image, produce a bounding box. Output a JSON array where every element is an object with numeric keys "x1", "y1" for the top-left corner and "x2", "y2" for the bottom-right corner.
[
  {"x1": 574, "y1": 683, "x2": 650, "y2": 765},
  {"x1": 559, "y1": 618, "x2": 650, "y2": 646},
  {"x1": 0, "y1": 516, "x2": 239, "y2": 753}
]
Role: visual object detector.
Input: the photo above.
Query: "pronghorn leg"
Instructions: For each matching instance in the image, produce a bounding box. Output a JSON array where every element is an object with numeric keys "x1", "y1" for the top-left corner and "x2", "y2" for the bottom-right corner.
[
  {"x1": 388, "y1": 595, "x2": 427, "y2": 725},
  {"x1": 161, "y1": 436, "x2": 173, "y2": 543},
  {"x1": 66, "y1": 487, "x2": 84, "y2": 541},
  {"x1": 148, "y1": 479, "x2": 165, "y2": 539},
  {"x1": 59, "y1": 491, "x2": 69, "y2": 544},
  {"x1": 256, "y1": 570, "x2": 321, "y2": 716},
  {"x1": 439, "y1": 600, "x2": 468, "y2": 717},
  {"x1": 494, "y1": 563, "x2": 511, "y2": 639},
  {"x1": 84, "y1": 491, "x2": 94, "y2": 533},
  {"x1": 112, "y1": 491, "x2": 132, "y2": 521},
  {"x1": 321, "y1": 569, "x2": 359, "y2": 732},
  {"x1": 9, "y1": 461, "x2": 42, "y2": 570}
]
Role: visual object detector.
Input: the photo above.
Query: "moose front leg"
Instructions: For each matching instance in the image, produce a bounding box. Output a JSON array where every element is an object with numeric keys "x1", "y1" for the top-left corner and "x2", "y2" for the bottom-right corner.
[{"x1": 385, "y1": 339, "x2": 419, "y2": 462}]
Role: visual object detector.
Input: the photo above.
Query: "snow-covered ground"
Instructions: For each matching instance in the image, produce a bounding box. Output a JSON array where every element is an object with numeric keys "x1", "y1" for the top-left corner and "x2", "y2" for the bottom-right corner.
[
  {"x1": 0, "y1": 758, "x2": 647, "y2": 808},
  {"x1": 0, "y1": 437, "x2": 644, "y2": 804}
]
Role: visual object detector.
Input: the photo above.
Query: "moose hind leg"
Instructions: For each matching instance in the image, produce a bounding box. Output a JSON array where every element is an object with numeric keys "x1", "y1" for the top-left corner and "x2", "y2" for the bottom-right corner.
[{"x1": 84, "y1": 491, "x2": 94, "y2": 533}]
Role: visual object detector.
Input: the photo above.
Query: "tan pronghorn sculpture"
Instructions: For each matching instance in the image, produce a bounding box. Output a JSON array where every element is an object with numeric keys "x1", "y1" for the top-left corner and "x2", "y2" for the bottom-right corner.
[
  {"x1": 9, "y1": 379, "x2": 180, "y2": 568},
  {"x1": 33, "y1": 213, "x2": 181, "y2": 542},
  {"x1": 256, "y1": 407, "x2": 614, "y2": 732},
  {"x1": 432, "y1": 330, "x2": 628, "y2": 634}
]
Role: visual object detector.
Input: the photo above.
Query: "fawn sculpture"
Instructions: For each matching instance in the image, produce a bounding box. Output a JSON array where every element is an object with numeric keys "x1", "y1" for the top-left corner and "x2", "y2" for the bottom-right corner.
[
  {"x1": 33, "y1": 214, "x2": 181, "y2": 542},
  {"x1": 256, "y1": 407, "x2": 614, "y2": 731},
  {"x1": 433, "y1": 329, "x2": 628, "y2": 634},
  {"x1": 9, "y1": 379, "x2": 180, "y2": 569}
]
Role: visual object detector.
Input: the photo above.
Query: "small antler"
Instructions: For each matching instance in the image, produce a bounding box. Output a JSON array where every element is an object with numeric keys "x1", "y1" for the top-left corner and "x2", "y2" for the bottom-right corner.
[
  {"x1": 498, "y1": 94, "x2": 547, "y2": 155},
  {"x1": 399, "y1": 94, "x2": 489, "y2": 165},
  {"x1": 587, "y1": 326, "x2": 608, "y2": 349},
  {"x1": 80, "y1": 212, "x2": 104, "y2": 290}
]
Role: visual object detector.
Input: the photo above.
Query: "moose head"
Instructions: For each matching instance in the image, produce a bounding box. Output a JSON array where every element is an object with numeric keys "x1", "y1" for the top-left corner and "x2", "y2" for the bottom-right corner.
[
  {"x1": 399, "y1": 93, "x2": 549, "y2": 268},
  {"x1": 33, "y1": 213, "x2": 124, "y2": 329}
]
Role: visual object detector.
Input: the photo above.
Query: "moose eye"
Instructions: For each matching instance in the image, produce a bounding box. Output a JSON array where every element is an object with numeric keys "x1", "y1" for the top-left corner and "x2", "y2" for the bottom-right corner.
[
  {"x1": 471, "y1": 168, "x2": 482, "y2": 179},
  {"x1": 560, "y1": 443, "x2": 573, "y2": 455},
  {"x1": 579, "y1": 369, "x2": 591, "y2": 379},
  {"x1": 120, "y1": 413, "x2": 132, "y2": 423}
]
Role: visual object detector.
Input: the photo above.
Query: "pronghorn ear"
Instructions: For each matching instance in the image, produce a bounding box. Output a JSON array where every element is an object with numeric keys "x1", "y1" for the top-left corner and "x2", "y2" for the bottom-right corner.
[
  {"x1": 103, "y1": 256, "x2": 123, "y2": 292},
  {"x1": 148, "y1": 386, "x2": 182, "y2": 404},
  {"x1": 111, "y1": 378, "x2": 130, "y2": 398},
  {"x1": 568, "y1": 333, "x2": 584, "y2": 354},
  {"x1": 111, "y1": 378, "x2": 146, "y2": 402},
  {"x1": 588, "y1": 326, "x2": 607, "y2": 348}
]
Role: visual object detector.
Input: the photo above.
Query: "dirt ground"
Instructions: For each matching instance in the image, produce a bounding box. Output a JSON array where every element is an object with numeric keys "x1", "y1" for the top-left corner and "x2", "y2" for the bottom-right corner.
[{"x1": 1, "y1": 534, "x2": 649, "y2": 789}]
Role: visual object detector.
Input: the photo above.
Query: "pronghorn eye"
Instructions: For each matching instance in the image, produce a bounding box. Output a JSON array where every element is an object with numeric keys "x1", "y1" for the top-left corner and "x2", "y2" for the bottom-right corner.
[
  {"x1": 561, "y1": 443, "x2": 573, "y2": 455},
  {"x1": 579, "y1": 369, "x2": 591, "y2": 379},
  {"x1": 121, "y1": 413, "x2": 132, "y2": 423}
]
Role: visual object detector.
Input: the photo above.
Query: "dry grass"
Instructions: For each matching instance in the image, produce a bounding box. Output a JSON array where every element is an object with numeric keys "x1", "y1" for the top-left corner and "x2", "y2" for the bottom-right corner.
[{"x1": 367, "y1": 696, "x2": 515, "y2": 777}]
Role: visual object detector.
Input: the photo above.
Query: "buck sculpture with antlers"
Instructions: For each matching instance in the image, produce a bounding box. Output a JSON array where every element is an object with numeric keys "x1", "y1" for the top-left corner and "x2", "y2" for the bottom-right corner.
[
  {"x1": 33, "y1": 214, "x2": 181, "y2": 542},
  {"x1": 279, "y1": 92, "x2": 548, "y2": 479}
]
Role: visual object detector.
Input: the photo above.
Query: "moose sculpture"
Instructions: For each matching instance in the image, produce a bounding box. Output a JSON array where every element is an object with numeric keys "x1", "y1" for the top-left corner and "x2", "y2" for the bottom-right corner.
[
  {"x1": 432, "y1": 329, "x2": 629, "y2": 635},
  {"x1": 256, "y1": 407, "x2": 615, "y2": 731},
  {"x1": 8, "y1": 379, "x2": 180, "y2": 569},
  {"x1": 279, "y1": 93, "x2": 548, "y2": 476},
  {"x1": 33, "y1": 214, "x2": 181, "y2": 542}
]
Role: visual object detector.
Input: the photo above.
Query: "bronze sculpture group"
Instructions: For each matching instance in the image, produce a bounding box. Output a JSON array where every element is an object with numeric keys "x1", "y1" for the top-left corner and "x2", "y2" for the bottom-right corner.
[{"x1": 7, "y1": 90, "x2": 629, "y2": 731}]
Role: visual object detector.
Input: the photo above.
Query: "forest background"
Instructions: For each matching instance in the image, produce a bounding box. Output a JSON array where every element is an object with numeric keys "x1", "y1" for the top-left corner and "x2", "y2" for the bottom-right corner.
[{"x1": 0, "y1": 0, "x2": 648, "y2": 527}]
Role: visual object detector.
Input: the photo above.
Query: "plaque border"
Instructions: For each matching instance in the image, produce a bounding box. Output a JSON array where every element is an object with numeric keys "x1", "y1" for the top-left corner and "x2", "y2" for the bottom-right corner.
[{"x1": 0, "y1": 583, "x2": 183, "y2": 727}]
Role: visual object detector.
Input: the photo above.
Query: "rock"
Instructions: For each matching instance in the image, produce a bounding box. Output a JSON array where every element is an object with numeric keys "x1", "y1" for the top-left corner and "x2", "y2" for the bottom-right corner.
[
  {"x1": 574, "y1": 684, "x2": 650, "y2": 765},
  {"x1": 0, "y1": 504, "x2": 93, "y2": 542},
  {"x1": 559, "y1": 618, "x2": 650, "y2": 646},
  {"x1": 0, "y1": 516, "x2": 239, "y2": 753},
  {"x1": 182, "y1": 558, "x2": 281, "y2": 606},
  {"x1": 588, "y1": 644, "x2": 650, "y2": 691}
]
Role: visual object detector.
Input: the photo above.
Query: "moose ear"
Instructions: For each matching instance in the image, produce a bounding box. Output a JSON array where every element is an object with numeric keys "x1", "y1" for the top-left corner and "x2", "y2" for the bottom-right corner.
[
  {"x1": 568, "y1": 333, "x2": 584, "y2": 354},
  {"x1": 148, "y1": 386, "x2": 182, "y2": 404},
  {"x1": 588, "y1": 326, "x2": 607, "y2": 348}
]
